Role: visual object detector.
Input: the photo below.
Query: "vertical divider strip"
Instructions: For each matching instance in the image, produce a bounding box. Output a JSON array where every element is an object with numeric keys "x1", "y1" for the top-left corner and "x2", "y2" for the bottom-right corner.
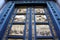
[
  {"x1": 7, "y1": 8, "x2": 17, "y2": 39},
  {"x1": 24, "y1": 8, "x2": 28, "y2": 40},
  {"x1": 44, "y1": 8, "x2": 54, "y2": 39},
  {"x1": 34, "y1": 8, "x2": 36, "y2": 40},
  {"x1": 23, "y1": 8, "x2": 28, "y2": 40},
  {"x1": 28, "y1": 7, "x2": 32, "y2": 40}
]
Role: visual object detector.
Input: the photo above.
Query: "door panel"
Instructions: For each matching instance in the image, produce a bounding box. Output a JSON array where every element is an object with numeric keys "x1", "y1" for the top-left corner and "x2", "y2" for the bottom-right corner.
[{"x1": 8, "y1": 6, "x2": 56, "y2": 40}]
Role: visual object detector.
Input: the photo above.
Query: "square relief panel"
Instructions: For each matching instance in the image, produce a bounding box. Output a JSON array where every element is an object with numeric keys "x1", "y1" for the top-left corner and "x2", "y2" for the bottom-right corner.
[
  {"x1": 9, "y1": 25, "x2": 24, "y2": 36},
  {"x1": 17, "y1": 8, "x2": 26, "y2": 13},
  {"x1": 14, "y1": 15, "x2": 26, "y2": 22},
  {"x1": 35, "y1": 15, "x2": 48, "y2": 22},
  {"x1": 36, "y1": 25, "x2": 52, "y2": 36},
  {"x1": 35, "y1": 8, "x2": 45, "y2": 13}
]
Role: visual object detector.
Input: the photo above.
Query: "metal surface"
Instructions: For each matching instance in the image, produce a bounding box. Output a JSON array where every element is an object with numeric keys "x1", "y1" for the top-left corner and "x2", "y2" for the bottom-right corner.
[
  {"x1": 0, "y1": 1, "x2": 60, "y2": 40},
  {"x1": 0, "y1": 1, "x2": 15, "y2": 40},
  {"x1": 47, "y1": 1, "x2": 60, "y2": 39}
]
